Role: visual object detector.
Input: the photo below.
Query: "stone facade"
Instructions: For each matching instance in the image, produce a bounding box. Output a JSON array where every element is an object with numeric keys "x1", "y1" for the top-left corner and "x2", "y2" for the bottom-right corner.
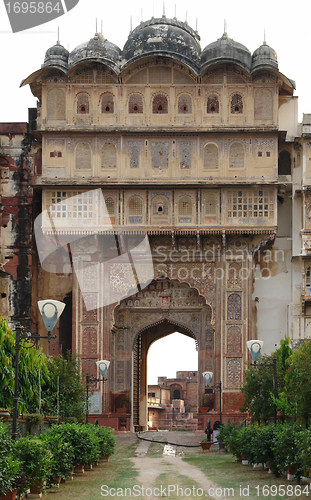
[{"x1": 0, "y1": 15, "x2": 308, "y2": 431}]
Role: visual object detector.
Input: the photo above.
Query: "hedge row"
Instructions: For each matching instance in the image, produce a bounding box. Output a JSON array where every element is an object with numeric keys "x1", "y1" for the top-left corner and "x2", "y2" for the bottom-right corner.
[
  {"x1": 0, "y1": 422, "x2": 116, "y2": 495},
  {"x1": 219, "y1": 422, "x2": 311, "y2": 479}
]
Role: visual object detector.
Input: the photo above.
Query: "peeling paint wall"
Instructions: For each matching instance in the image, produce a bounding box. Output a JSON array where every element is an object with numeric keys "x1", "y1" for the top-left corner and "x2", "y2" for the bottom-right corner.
[{"x1": 0, "y1": 124, "x2": 34, "y2": 327}]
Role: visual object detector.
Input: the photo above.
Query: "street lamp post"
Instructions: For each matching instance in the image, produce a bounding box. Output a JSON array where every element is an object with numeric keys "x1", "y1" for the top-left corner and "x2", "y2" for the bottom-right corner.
[
  {"x1": 202, "y1": 372, "x2": 222, "y2": 424},
  {"x1": 86, "y1": 360, "x2": 110, "y2": 424},
  {"x1": 246, "y1": 339, "x2": 277, "y2": 424},
  {"x1": 202, "y1": 372, "x2": 223, "y2": 449},
  {"x1": 11, "y1": 300, "x2": 65, "y2": 440}
]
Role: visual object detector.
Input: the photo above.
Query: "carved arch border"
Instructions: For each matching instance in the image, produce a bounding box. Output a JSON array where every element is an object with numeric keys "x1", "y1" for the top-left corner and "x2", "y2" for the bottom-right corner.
[
  {"x1": 132, "y1": 316, "x2": 199, "y2": 351},
  {"x1": 111, "y1": 278, "x2": 215, "y2": 341}
]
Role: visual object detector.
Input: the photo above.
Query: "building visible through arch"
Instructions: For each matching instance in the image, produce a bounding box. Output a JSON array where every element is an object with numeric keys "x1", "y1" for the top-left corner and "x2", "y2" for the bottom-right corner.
[{"x1": 1, "y1": 15, "x2": 310, "y2": 432}]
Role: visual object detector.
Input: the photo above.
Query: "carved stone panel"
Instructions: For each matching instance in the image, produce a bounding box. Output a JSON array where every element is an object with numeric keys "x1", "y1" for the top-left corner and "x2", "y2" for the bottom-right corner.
[
  {"x1": 226, "y1": 325, "x2": 242, "y2": 354},
  {"x1": 82, "y1": 295, "x2": 97, "y2": 320},
  {"x1": 226, "y1": 358, "x2": 241, "y2": 388},
  {"x1": 227, "y1": 262, "x2": 242, "y2": 288},
  {"x1": 88, "y1": 393, "x2": 102, "y2": 414},
  {"x1": 82, "y1": 359, "x2": 97, "y2": 387},
  {"x1": 116, "y1": 360, "x2": 125, "y2": 391},
  {"x1": 227, "y1": 293, "x2": 242, "y2": 320},
  {"x1": 82, "y1": 326, "x2": 97, "y2": 355}
]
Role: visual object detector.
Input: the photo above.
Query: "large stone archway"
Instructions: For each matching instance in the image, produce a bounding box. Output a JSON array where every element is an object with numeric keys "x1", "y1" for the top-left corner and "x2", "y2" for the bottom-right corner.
[
  {"x1": 111, "y1": 279, "x2": 214, "y2": 431},
  {"x1": 72, "y1": 233, "x2": 261, "y2": 431}
]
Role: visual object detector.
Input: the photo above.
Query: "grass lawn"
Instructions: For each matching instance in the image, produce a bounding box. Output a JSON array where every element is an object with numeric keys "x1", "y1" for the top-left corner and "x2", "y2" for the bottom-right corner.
[
  {"x1": 44, "y1": 436, "x2": 311, "y2": 500},
  {"x1": 145, "y1": 440, "x2": 165, "y2": 457},
  {"x1": 183, "y1": 451, "x2": 311, "y2": 500},
  {"x1": 155, "y1": 470, "x2": 214, "y2": 499}
]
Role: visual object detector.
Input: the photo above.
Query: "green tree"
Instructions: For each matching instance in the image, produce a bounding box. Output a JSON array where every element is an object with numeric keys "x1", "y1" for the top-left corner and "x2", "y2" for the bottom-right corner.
[
  {"x1": 0, "y1": 316, "x2": 48, "y2": 413},
  {"x1": 41, "y1": 352, "x2": 86, "y2": 422},
  {"x1": 281, "y1": 339, "x2": 311, "y2": 426},
  {"x1": 240, "y1": 355, "x2": 275, "y2": 423},
  {"x1": 241, "y1": 336, "x2": 292, "y2": 423}
]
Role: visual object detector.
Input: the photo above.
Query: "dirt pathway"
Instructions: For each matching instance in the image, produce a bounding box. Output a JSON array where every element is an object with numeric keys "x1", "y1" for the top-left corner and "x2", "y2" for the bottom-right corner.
[{"x1": 131, "y1": 432, "x2": 232, "y2": 500}]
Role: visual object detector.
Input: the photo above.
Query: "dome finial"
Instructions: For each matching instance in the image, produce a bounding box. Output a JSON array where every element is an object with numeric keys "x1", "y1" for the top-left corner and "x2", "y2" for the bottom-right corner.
[
  {"x1": 263, "y1": 27, "x2": 266, "y2": 44},
  {"x1": 224, "y1": 18, "x2": 227, "y2": 34},
  {"x1": 174, "y1": 4, "x2": 177, "y2": 19},
  {"x1": 141, "y1": 8, "x2": 143, "y2": 23},
  {"x1": 162, "y1": 1, "x2": 165, "y2": 18},
  {"x1": 57, "y1": 26, "x2": 60, "y2": 44},
  {"x1": 185, "y1": 10, "x2": 188, "y2": 23}
]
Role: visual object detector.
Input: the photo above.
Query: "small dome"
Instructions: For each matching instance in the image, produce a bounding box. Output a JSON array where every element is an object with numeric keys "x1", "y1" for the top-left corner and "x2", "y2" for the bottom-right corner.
[
  {"x1": 252, "y1": 41, "x2": 278, "y2": 71},
  {"x1": 201, "y1": 32, "x2": 252, "y2": 72},
  {"x1": 42, "y1": 41, "x2": 69, "y2": 70},
  {"x1": 122, "y1": 17, "x2": 201, "y2": 73},
  {"x1": 68, "y1": 33, "x2": 121, "y2": 72}
]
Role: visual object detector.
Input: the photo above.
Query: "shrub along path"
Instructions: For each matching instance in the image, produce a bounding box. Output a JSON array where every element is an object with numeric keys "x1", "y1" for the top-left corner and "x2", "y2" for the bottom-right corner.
[{"x1": 45, "y1": 432, "x2": 310, "y2": 500}]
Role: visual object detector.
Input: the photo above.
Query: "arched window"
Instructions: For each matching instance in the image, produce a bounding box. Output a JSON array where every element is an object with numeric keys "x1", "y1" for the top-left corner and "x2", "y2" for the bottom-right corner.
[
  {"x1": 130, "y1": 147, "x2": 139, "y2": 168},
  {"x1": 180, "y1": 147, "x2": 191, "y2": 169},
  {"x1": 75, "y1": 142, "x2": 91, "y2": 170},
  {"x1": 231, "y1": 94, "x2": 243, "y2": 114},
  {"x1": 229, "y1": 142, "x2": 244, "y2": 169},
  {"x1": 206, "y1": 94, "x2": 219, "y2": 113},
  {"x1": 278, "y1": 150, "x2": 291, "y2": 175},
  {"x1": 173, "y1": 389, "x2": 180, "y2": 399},
  {"x1": 101, "y1": 93, "x2": 114, "y2": 113},
  {"x1": 203, "y1": 144, "x2": 219, "y2": 169},
  {"x1": 178, "y1": 195, "x2": 193, "y2": 216},
  {"x1": 152, "y1": 196, "x2": 169, "y2": 215},
  {"x1": 129, "y1": 195, "x2": 143, "y2": 216},
  {"x1": 77, "y1": 93, "x2": 90, "y2": 114},
  {"x1": 129, "y1": 94, "x2": 143, "y2": 113},
  {"x1": 306, "y1": 267, "x2": 311, "y2": 288},
  {"x1": 47, "y1": 88, "x2": 65, "y2": 120},
  {"x1": 101, "y1": 143, "x2": 117, "y2": 169},
  {"x1": 178, "y1": 94, "x2": 192, "y2": 114},
  {"x1": 152, "y1": 94, "x2": 168, "y2": 114}
]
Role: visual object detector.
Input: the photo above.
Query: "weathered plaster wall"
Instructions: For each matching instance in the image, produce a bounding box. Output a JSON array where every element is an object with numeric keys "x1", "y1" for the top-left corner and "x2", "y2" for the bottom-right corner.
[
  {"x1": 279, "y1": 97, "x2": 298, "y2": 142},
  {"x1": 0, "y1": 124, "x2": 35, "y2": 326},
  {"x1": 252, "y1": 196, "x2": 292, "y2": 352}
]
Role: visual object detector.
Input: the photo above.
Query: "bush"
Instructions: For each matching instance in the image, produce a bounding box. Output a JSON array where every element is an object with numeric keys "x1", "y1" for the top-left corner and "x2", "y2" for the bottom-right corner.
[
  {"x1": 92, "y1": 425, "x2": 116, "y2": 457},
  {"x1": 52, "y1": 423, "x2": 101, "y2": 466},
  {"x1": 239, "y1": 425, "x2": 261, "y2": 464},
  {"x1": 0, "y1": 423, "x2": 21, "y2": 495},
  {"x1": 217, "y1": 421, "x2": 311, "y2": 479},
  {"x1": 40, "y1": 427, "x2": 75, "y2": 482},
  {"x1": 218, "y1": 421, "x2": 244, "y2": 460},
  {"x1": 295, "y1": 428, "x2": 311, "y2": 477},
  {"x1": 272, "y1": 423, "x2": 304, "y2": 478},
  {"x1": 14, "y1": 436, "x2": 52, "y2": 490},
  {"x1": 24, "y1": 413, "x2": 44, "y2": 435},
  {"x1": 250, "y1": 424, "x2": 278, "y2": 471}
]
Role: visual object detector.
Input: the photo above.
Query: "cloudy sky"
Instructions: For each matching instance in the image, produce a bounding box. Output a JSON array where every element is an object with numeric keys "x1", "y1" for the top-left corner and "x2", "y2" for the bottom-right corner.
[{"x1": 0, "y1": 0, "x2": 309, "y2": 383}]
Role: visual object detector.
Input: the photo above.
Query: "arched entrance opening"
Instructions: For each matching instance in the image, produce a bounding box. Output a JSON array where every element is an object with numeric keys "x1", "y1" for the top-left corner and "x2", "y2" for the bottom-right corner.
[
  {"x1": 112, "y1": 279, "x2": 215, "y2": 431},
  {"x1": 147, "y1": 331, "x2": 198, "y2": 429}
]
